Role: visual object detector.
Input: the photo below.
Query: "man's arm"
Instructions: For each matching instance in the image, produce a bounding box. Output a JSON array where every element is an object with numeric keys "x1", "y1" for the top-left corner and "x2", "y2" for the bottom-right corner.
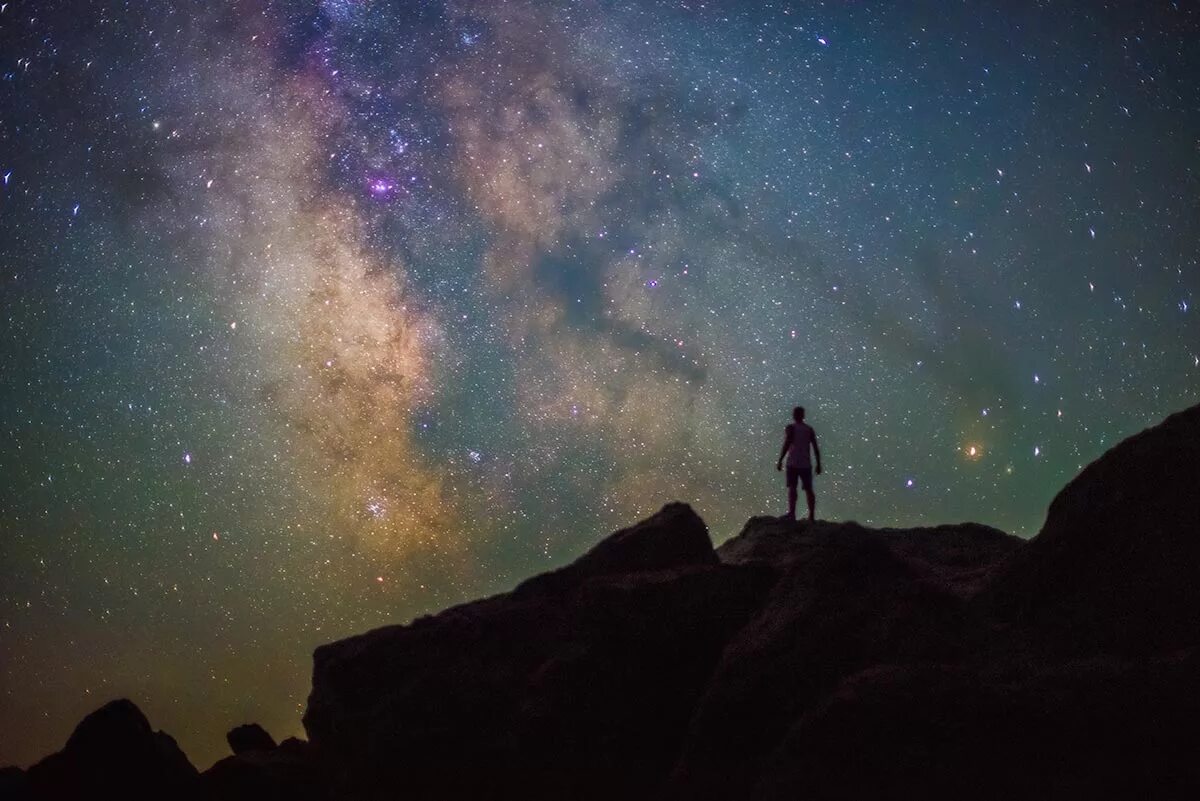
[
  {"x1": 812, "y1": 432, "x2": 822, "y2": 475},
  {"x1": 776, "y1": 426, "x2": 793, "y2": 471}
]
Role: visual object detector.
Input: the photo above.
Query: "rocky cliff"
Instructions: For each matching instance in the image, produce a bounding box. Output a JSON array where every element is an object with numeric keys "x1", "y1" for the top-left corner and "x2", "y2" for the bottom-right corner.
[{"x1": 6, "y1": 403, "x2": 1199, "y2": 800}]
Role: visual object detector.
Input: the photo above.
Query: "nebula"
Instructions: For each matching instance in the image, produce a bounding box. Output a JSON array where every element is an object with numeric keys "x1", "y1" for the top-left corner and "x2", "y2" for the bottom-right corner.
[{"x1": 134, "y1": 25, "x2": 460, "y2": 562}]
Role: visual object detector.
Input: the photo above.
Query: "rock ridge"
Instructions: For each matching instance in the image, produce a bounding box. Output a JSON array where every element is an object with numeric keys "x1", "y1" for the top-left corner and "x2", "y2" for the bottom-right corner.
[{"x1": 6, "y1": 403, "x2": 1199, "y2": 800}]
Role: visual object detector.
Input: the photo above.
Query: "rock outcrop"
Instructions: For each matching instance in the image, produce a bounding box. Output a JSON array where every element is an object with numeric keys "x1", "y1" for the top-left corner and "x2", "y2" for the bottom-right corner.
[
  {"x1": 980, "y1": 403, "x2": 1200, "y2": 656},
  {"x1": 225, "y1": 723, "x2": 277, "y2": 755},
  {"x1": 301, "y1": 403, "x2": 1200, "y2": 800},
  {"x1": 667, "y1": 520, "x2": 1017, "y2": 800},
  {"x1": 200, "y1": 735, "x2": 323, "y2": 801},
  {"x1": 21, "y1": 699, "x2": 198, "y2": 801},
  {"x1": 754, "y1": 653, "x2": 1200, "y2": 800},
  {"x1": 302, "y1": 503, "x2": 775, "y2": 801},
  {"x1": 299, "y1": 509, "x2": 1029, "y2": 801},
  {"x1": 8, "y1": 403, "x2": 1200, "y2": 800}
]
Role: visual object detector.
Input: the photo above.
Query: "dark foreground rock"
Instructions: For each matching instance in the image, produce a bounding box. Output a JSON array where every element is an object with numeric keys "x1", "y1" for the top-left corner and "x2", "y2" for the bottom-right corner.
[
  {"x1": 302, "y1": 404, "x2": 1200, "y2": 801},
  {"x1": 21, "y1": 699, "x2": 198, "y2": 801},
  {"x1": 9, "y1": 404, "x2": 1200, "y2": 801},
  {"x1": 300, "y1": 510, "x2": 1026, "y2": 801},
  {"x1": 226, "y1": 723, "x2": 277, "y2": 755},
  {"x1": 201, "y1": 735, "x2": 323, "y2": 801},
  {"x1": 303, "y1": 503, "x2": 775, "y2": 801},
  {"x1": 980, "y1": 402, "x2": 1200, "y2": 656},
  {"x1": 755, "y1": 653, "x2": 1200, "y2": 801},
  {"x1": 666, "y1": 521, "x2": 1015, "y2": 800}
]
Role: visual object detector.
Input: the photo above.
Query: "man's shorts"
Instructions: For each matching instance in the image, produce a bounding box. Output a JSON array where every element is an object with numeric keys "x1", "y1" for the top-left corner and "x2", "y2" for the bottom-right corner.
[{"x1": 786, "y1": 465, "x2": 813, "y2": 491}]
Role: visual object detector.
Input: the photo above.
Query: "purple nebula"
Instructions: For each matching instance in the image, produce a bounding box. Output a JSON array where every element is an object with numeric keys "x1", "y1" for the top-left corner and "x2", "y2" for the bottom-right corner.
[{"x1": 365, "y1": 174, "x2": 398, "y2": 200}]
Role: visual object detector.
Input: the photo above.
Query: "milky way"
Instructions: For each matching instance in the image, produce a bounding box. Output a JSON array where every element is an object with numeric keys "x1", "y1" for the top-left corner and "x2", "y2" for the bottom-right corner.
[{"x1": 1, "y1": 0, "x2": 1197, "y2": 768}]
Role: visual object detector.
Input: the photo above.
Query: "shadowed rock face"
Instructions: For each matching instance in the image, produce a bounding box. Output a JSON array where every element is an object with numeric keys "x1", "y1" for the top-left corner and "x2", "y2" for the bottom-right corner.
[
  {"x1": 301, "y1": 404, "x2": 1200, "y2": 801},
  {"x1": 754, "y1": 653, "x2": 1200, "y2": 801},
  {"x1": 10, "y1": 404, "x2": 1200, "y2": 801},
  {"x1": 300, "y1": 508, "x2": 1027, "y2": 801},
  {"x1": 201, "y1": 735, "x2": 323, "y2": 801},
  {"x1": 302, "y1": 502, "x2": 775, "y2": 801},
  {"x1": 980, "y1": 403, "x2": 1200, "y2": 656},
  {"x1": 667, "y1": 521, "x2": 1016, "y2": 800},
  {"x1": 22, "y1": 699, "x2": 198, "y2": 801},
  {"x1": 226, "y1": 723, "x2": 277, "y2": 755}
]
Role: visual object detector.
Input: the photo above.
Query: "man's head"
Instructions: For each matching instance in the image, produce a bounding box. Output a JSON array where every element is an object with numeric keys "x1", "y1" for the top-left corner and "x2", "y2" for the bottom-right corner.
[{"x1": 793, "y1": 406, "x2": 806, "y2": 422}]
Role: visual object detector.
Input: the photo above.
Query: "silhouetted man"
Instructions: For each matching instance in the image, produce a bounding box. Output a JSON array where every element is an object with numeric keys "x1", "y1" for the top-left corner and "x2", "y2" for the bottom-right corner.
[{"x1": 776, "y1": 406, "x2": 822, "y2": 522}]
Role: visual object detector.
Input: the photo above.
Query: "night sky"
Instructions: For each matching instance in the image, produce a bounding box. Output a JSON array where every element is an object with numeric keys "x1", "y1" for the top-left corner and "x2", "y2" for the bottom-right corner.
[{"x1": 2, "y1": 0, "x2": 1197, "y2": 769}]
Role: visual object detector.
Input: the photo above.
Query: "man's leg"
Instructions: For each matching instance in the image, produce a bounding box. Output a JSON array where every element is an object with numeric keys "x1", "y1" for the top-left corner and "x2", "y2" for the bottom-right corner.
[
  {"x1": 786, "y1": 467, "x2": 798, "y2": 520},
  {"x1": 802, "y1": 469, "x2": 815, "y2": 522}
]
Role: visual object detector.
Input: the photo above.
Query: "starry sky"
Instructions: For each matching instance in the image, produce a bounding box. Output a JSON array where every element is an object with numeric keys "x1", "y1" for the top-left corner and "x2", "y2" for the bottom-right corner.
[{"x1": 2, "y1": 0, "x2": 1197, "y2": 770}]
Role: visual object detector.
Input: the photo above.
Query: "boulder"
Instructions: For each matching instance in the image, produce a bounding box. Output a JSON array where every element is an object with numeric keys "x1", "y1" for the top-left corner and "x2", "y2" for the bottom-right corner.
[
  {"x1": 23, "y1": 699, "x2": 198, "y2": 801},
  {"x1": 226, "y1": 723, "x2": 277, "y2": 755},
  {"x1": 303, "y1": 503, "x2": 772, "y2": 801},
  {"x1": 201, "y1": 737, "x2": 324, "y2": 801},
  {"x1": 981, "y1": 403, "x2": 1200, "y2": 655},
  {"x1": 754, "y1": 653, "x2": 1200, "y2": 801},
  {"x1": 669, "y1": 521, "x2": 1017, "y2": 800},
  {"x1": 513, "y1": 501, "x2": 718, "y2": 596}
]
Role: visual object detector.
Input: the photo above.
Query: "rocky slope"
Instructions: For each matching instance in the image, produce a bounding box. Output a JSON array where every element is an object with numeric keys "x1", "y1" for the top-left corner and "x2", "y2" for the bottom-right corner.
[
  {"x1": 6, "y1": 403, "x2": 1199, "y2": 800},
  {"x1": 980, "y1": 400, "x2": 1200, "y2": 657},
  {"x1": 1, "y1": 700, "x2": 198, "y2": 801}
]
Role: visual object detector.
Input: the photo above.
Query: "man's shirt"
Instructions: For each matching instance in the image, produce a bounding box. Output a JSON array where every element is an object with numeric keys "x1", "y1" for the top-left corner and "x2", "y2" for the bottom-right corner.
[{"x1": 786, "y1": 422, "x2": 816, "y2": 468}]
